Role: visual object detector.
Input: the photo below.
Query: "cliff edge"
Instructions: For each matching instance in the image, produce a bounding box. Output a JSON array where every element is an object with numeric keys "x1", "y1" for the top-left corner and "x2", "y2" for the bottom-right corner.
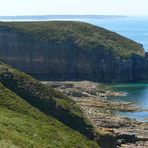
[{"x1": 0, "y1": 21, "x2": 147, "y2": 82}]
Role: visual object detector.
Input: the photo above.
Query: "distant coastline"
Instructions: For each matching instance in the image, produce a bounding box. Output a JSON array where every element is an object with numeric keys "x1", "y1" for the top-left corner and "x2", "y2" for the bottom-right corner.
[{"x1": 0, "y1": 15, "x2": 127, "y2": 21}]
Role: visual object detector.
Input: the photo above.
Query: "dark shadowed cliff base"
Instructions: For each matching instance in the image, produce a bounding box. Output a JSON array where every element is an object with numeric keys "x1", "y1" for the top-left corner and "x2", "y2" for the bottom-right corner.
[{"x1": 0, "y1": 21, "x2": 148, "y2": 82}]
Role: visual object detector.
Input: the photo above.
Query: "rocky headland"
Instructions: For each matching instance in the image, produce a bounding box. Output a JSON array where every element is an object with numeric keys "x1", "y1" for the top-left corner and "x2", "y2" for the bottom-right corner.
[{"x1": 0, "y1": 21, "x2": 148, "y2": 82}]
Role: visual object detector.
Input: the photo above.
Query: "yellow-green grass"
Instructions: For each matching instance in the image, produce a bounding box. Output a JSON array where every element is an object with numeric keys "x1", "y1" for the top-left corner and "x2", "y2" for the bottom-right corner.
[
  {"x1": 0, "y1": 83, "x2": 98, "y2": 148},
  {"x1": 0, "y1": 62, "x2": 94, "y2": 139}
]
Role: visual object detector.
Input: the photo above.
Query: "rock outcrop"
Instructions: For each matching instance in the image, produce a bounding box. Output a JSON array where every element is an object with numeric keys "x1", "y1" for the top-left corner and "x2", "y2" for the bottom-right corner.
[{"x1": 0, "y1": 21, "x2": 147, "y2": 82}]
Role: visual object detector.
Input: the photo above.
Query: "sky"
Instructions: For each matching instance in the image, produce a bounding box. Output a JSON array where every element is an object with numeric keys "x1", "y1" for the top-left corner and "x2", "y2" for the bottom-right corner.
[{"x1": 0, "y1": 0, "x2": 148, "y2": 16}]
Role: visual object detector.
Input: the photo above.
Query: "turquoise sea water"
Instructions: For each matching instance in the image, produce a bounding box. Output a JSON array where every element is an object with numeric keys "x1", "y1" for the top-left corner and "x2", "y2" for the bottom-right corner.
[
  {"x1": 1, "y1": 16, "x2": 148, "y2": 121},
  {"x1": 108, "y1": 83, "x2": 148, "y2": 122}
]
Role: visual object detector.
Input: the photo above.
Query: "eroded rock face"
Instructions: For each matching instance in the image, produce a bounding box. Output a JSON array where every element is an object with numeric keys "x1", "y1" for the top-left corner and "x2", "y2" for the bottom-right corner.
[
  {"x1": 0, "y1": 23, "x2": 147, "y2": 82},
  {"x1": 132, "y1": 54, "x2": 148, "y2": 81}
]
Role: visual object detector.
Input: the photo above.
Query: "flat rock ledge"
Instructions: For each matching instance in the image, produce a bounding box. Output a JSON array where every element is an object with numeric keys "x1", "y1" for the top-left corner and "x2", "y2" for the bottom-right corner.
[{"x1": 43, "y1": 81, "x2": 148, "y2": 148}]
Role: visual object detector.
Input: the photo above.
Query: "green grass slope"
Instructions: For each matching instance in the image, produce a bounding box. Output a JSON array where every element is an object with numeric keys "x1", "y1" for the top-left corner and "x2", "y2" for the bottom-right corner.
[
  {"x1": 0, "y1": 62, "x2": 95, "y2": 139},
  {"x1": 0, "y1": 21, "x2": 145, "y2": 58},
  {"x1": 0, "y1": 83, "x2": 98, "y2": 148}
]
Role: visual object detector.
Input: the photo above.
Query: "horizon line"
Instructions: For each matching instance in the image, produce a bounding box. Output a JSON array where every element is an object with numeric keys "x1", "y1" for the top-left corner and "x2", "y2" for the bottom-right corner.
[{"x1": 0, "y1": 14, "x2": 147, "y2": 17}]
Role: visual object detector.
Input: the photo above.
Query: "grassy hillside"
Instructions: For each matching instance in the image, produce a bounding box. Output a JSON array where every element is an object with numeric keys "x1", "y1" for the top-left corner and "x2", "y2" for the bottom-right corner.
[
  {"x1": 0, "y1": 21, "x2": 145, "y2": 58},
  {"x1": 0, "y1": 83, "x2": 98, "y2": 147},
  {"x1": 0, "y1": 62, "x2": 95, "y2": 139}
]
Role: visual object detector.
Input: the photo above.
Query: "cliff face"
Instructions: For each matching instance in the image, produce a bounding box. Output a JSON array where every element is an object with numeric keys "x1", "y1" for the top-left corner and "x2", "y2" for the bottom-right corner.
[
  {"x1": 132, "y1": 54, "x2": 148, "y2": 81},
  {"x1": 0, "y1": 21, "x2": 147, "y2": 82}
]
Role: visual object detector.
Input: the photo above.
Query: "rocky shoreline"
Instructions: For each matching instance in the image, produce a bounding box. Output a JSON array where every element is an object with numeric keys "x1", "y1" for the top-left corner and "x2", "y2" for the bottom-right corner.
[{"x1": 43, "y1": 81, "x2": 148, "y2": 148}]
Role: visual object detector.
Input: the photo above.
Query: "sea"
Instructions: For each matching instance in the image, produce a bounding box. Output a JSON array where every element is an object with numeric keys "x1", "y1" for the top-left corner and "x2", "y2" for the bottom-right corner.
[{"x1": 1, "y1": 15, "x2": 148, "y2": 122}]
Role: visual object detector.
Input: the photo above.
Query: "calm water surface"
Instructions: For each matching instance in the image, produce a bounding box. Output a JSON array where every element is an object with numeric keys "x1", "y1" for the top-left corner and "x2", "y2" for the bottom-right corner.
[{"x1": 108, "y1": 83, "x2": 148, "y2": 122}]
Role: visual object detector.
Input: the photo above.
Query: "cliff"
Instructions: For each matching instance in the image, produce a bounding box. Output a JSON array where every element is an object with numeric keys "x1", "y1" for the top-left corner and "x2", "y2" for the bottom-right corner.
[
  {"x1": 0, "y1": 21, "x2": 147, "y2": 82},
  {"x1": 0, "y1": 62, "x2": 94, "y2": 139},
  {"x1": 0, "y1": 75, "x2": 98, "y2": 147},
  {"x1": 0, "y1": 62, "x2": 118, "y2": 148}
]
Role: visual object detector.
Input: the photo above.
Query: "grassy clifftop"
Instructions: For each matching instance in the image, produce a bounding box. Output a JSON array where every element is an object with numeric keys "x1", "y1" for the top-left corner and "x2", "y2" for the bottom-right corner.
[
  {"x1": 0, "y1": 62, "x2": 95, "y2": 139},
  {"x1": 0, "y1": 83, "x2": 98, "y2": 147},
  {"x1": 0, "y1": 21, "x2": 145, "y2": 58}
]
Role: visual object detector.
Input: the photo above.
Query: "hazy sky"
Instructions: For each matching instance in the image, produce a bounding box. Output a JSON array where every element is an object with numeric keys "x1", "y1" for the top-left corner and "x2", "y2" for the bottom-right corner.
[{"x1": 0, "y1": 0, "x2": 147, "y2": 16}]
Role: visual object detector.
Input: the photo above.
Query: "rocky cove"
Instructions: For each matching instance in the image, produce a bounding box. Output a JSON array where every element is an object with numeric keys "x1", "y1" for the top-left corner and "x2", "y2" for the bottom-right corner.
[
  {"x1": 43, "y1": 81, "x2": 148, "y2": 147},
  {"x1": 0, "y1": 21, "x2": 148, "y2": 148}
]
